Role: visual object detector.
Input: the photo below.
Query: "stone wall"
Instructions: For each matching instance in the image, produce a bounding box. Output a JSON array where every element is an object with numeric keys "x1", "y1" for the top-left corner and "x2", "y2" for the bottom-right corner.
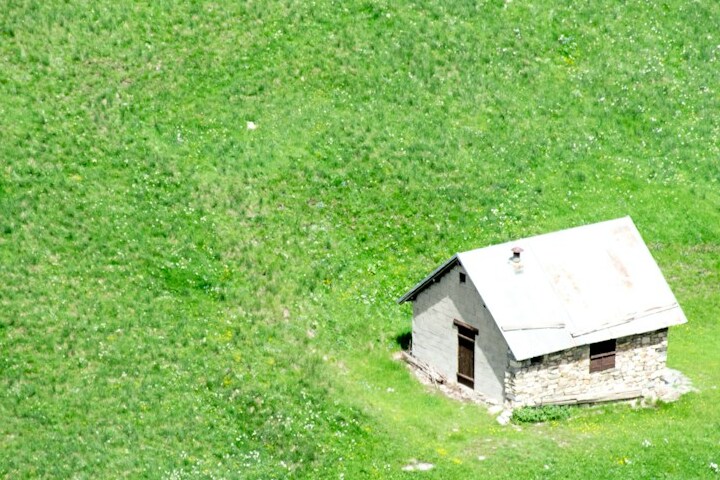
[
  {"x1": 411, "y1": 263, "x2": 508, "y2": 401},
  {"x1": 504, "y1": 328, "x2": 668, "y2": 407}
]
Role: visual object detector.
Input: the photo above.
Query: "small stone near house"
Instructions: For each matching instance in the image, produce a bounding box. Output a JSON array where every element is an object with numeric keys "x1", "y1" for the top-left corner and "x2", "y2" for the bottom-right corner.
[
  {"x1": 402, "y1": 459, "x2": 434, "y2": 472},
  {"x1": 398, "y1": 217, "x2": 690, "y2": 408}
]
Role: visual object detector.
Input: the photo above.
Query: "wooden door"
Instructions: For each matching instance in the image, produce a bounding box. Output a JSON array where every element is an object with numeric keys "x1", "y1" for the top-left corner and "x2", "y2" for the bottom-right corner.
[{"x1": 456, "y1": 327, "x2": 475, "y2": 388}]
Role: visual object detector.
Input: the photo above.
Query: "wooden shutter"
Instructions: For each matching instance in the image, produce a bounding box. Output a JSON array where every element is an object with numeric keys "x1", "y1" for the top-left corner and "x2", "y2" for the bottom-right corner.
[{"x1": 589, "y1": 339, "x2": 616, "y2": 373}]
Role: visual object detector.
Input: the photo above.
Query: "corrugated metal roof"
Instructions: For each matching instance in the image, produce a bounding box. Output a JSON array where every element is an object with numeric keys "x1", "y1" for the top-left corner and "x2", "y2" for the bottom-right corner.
[{"x1": 399, "y1": 216, "x2": 688, "y2": 360}]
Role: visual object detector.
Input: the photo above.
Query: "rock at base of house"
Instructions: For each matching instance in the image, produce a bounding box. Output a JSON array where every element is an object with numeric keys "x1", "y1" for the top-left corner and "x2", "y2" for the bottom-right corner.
[
  {"x1": 654, "y1": 368, "x2": 697, "y2": 403},
  {"x1": 496, "y1": 410, "x2": 513, "y2": 425},
  {"x1": 487, "y1": 405, "x2": 504, "y2": 415}
]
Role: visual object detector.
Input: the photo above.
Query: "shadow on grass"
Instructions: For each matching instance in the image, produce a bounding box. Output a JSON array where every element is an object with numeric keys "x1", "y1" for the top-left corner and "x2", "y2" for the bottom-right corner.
[{"x1": 395, "y1": 330, "x2": 412, "y2": 351}]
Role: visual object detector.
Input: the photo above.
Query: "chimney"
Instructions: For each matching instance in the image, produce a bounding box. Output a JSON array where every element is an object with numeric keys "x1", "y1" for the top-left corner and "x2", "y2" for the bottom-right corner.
[{"x1": 511, "y1": 246, "x2": 524, "y2": 263}]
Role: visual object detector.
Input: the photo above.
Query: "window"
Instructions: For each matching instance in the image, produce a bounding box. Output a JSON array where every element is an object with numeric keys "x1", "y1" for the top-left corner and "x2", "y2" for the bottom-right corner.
[
  {"x1": 530, "y1": 355, "x2": 543, "y2": 366},
  {"x1": 589, "y1": 339, "x2": 616, "y2": 372},
  {"x1": 459, "y1": 272, "x2": 466, "y2": 283}
]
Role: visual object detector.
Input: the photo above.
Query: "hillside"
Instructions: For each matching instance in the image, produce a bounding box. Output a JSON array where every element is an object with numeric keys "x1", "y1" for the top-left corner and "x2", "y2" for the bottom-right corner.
[{"x1": 1, "y1": 1, "x2": 720, "y2": 478}]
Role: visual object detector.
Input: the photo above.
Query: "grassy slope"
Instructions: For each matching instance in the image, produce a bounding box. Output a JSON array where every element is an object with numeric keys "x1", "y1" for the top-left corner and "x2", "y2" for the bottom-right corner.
[{"x1": 1, "y1": 1, "x2": 719, "y2": 478}]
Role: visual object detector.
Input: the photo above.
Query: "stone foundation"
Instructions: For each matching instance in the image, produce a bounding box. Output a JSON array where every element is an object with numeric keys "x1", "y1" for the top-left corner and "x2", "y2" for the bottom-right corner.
[{"x1": 505, "y1": 329, "x2": 668, "y2": 407}]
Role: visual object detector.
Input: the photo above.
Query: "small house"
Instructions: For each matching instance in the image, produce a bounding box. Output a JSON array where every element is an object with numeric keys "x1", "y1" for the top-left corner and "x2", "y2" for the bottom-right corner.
[{"x1": 398, "y1": 217, "x2": 687, "y2": 407}]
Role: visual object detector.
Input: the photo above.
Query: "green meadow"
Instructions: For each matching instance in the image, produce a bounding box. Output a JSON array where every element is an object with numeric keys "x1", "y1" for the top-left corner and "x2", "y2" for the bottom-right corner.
[{"x1": 1, "y1": 1, "x2": 720, "y2": 478}]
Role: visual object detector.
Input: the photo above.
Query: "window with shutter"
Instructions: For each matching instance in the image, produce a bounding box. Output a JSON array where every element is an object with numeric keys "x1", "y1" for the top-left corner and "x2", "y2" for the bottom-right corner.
[{"x1": 589, "y1": 339, "x2": 616, "y2": 373}]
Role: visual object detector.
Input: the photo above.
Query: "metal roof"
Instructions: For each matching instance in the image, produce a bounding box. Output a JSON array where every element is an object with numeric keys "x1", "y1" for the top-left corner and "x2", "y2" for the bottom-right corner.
[{"x1": 398, "y1": 216, "x2": 688, "y2": 360}]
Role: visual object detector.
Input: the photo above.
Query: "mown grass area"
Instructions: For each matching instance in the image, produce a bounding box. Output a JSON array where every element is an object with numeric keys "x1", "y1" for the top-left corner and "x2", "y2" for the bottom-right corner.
[{"x1": 1, "y1": 1, "x2": 719, "y2": 478}]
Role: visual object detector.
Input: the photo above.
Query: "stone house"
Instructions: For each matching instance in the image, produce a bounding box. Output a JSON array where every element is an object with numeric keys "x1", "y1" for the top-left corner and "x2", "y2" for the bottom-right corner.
[{"x1": 397, "y1": 217, "x2": 687, "y2": 407}]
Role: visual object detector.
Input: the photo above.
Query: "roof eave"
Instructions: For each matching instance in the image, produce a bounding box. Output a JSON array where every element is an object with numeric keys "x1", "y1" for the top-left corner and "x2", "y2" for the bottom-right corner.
[{"x1": 397, "y1": 255, "x2": 459, "y2": 304}]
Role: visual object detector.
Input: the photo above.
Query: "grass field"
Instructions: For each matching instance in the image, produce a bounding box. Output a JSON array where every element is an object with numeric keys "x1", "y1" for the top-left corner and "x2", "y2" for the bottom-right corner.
[{"x1": 1, "y1": 1, "x2": 720, "y2": 478}]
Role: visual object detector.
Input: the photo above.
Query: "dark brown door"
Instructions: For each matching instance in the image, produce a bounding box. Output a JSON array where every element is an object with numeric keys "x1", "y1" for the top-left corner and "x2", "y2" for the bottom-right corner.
[{"x1": 457, "y1": 330, "x2": 475, "y2": 388}]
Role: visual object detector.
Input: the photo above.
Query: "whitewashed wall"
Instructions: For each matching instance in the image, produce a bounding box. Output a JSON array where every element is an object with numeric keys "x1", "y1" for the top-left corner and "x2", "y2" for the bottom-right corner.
[{"x1": 411, "y1": 263, "x2": 508, "y2": 401}]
